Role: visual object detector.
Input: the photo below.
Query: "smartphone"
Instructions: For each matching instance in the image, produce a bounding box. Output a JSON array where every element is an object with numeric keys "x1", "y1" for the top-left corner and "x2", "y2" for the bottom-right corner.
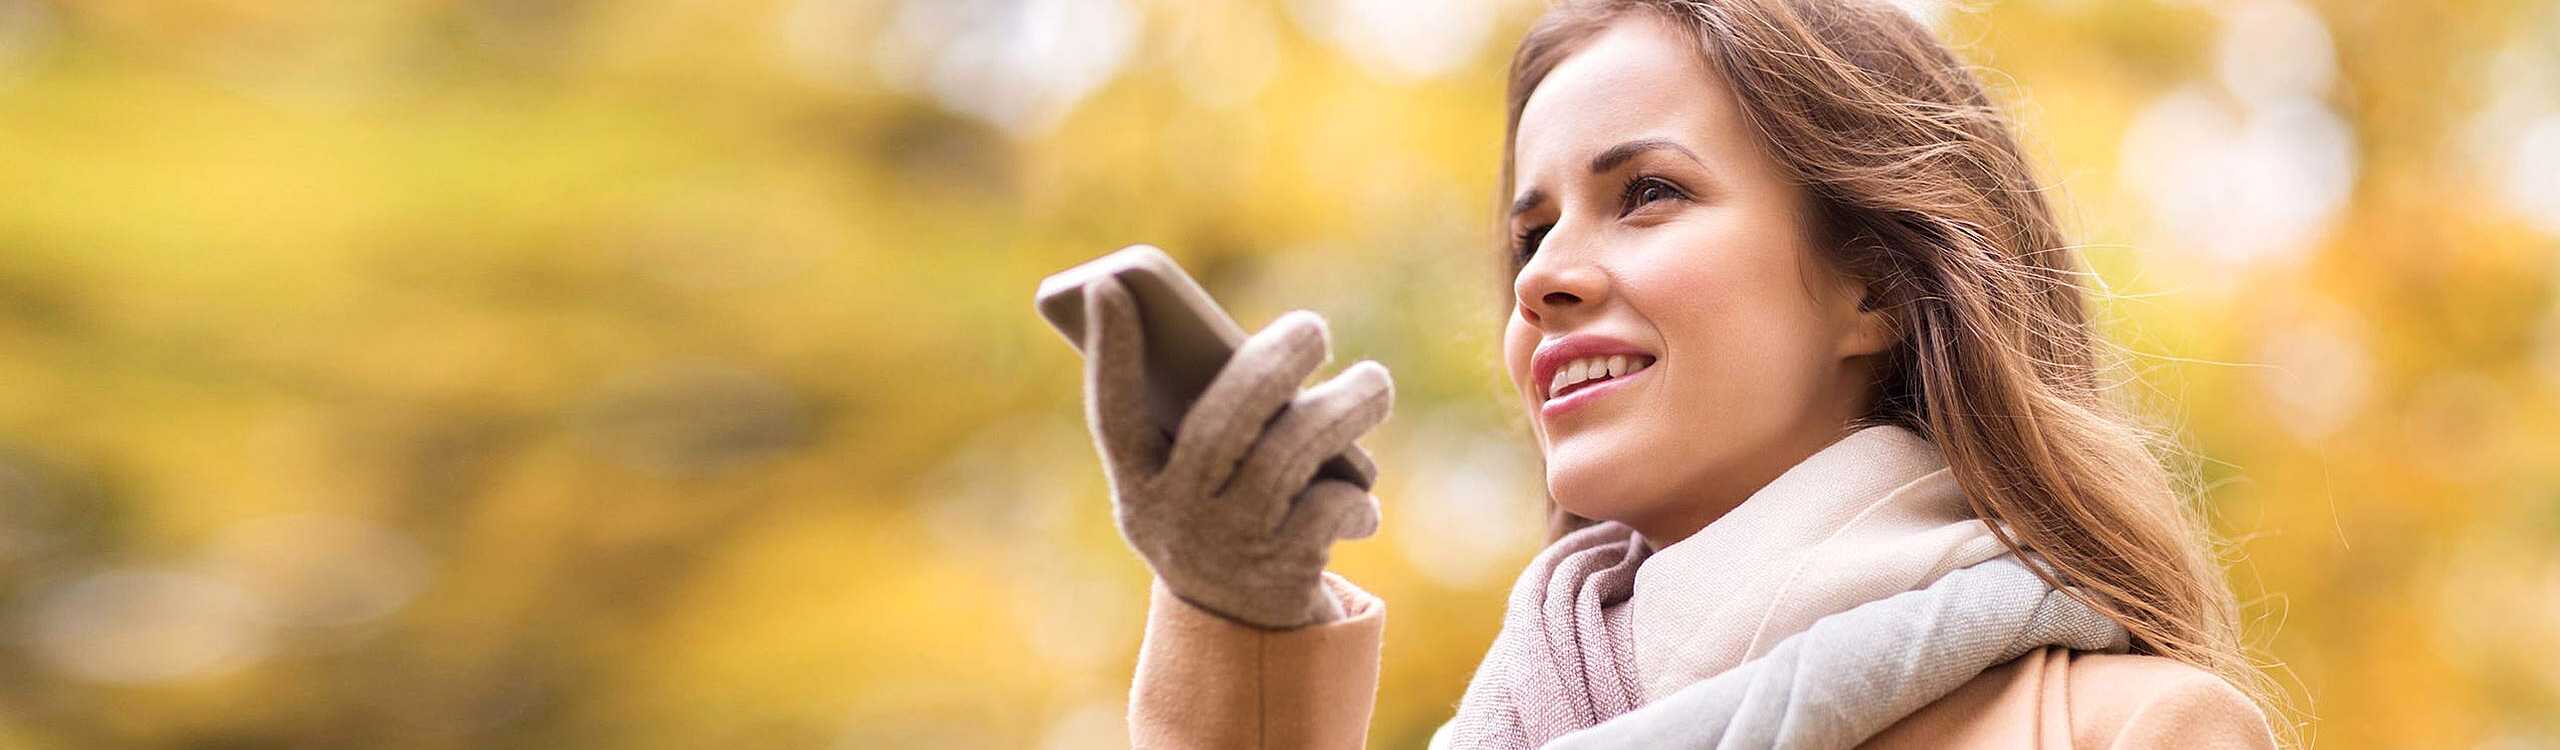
[{"x1": 1036, "y1": 245, "x2": 1377, "y2": 490}]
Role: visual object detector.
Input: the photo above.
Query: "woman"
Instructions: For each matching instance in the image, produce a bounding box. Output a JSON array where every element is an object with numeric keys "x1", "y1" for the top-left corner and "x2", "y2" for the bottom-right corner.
[{"x1": 1072, "y1": 0, "x2": 2289, "y2": 747}]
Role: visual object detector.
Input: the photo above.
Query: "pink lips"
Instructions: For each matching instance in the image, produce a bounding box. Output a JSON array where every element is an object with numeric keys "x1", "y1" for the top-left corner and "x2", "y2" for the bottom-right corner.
[
  {"x1": 1528, "y1": 333, "x2": 1659, "y2": 423},
  {"x1": 1529, "y1": 334, "x2": 1658, "y2": 401},
  {"x1": 1541, "y1": 361, "x2": 1650, "y2": 421}
]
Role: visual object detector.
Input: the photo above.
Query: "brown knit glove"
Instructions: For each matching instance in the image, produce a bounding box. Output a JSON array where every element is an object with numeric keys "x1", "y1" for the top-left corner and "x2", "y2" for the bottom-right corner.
[{"x1": 1078, "y1": 276, "x2": 1393, "y2": 630}]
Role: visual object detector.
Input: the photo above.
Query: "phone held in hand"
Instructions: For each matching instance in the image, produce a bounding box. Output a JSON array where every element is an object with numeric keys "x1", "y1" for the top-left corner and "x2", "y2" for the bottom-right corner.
[{"x1": 1035, "y1": 245, "x2": 1378, "y2": 490}]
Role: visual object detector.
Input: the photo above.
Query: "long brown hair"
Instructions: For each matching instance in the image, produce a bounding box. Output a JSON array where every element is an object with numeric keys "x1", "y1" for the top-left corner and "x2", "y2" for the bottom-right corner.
[{"x1": 1498, "y1": 0, "x2": 2293, "y2": 740}]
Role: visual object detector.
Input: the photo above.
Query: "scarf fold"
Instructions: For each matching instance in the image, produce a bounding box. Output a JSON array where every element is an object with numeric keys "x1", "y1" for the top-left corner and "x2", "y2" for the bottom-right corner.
[
  {"x1": 1438, "y1": 426, "x2": 2127, "y2": 749},
  {"x1": 1440, "y1": 518, "x2": 1658, "y2": 748},
  {"x1": 1540, "y1": 554, "x2": 2130, "y2": 749}
]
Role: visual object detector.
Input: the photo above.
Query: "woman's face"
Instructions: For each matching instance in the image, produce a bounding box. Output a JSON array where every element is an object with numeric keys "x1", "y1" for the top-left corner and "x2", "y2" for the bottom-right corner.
[{"x1": 1501, "y1": 15, "x2": 1892, "y2": 545}]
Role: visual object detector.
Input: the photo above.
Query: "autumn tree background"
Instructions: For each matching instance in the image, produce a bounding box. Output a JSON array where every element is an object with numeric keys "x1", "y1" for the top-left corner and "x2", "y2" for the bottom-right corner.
[{"x1": 2, "y1": 0, "x2": 2557, "y2": 747}]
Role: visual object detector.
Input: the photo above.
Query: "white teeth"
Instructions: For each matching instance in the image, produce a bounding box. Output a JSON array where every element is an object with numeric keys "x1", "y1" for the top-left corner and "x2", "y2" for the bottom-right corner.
[{"x1": 1546, "y1": 354, "x2": 1654, "y2": 400}]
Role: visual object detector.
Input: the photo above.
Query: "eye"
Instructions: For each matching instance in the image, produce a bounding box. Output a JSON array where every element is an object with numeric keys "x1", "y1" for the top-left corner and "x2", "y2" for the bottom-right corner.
[
  {"x1": 1511, "y1": 224, "x2": 1551, "y2": 268},
  {"x1": 1620, "y1": 175, "x2": 1688, "y2": 213},
  {"x1": 1513, "y1": 176, "x2": 1685, "y2": 270}
]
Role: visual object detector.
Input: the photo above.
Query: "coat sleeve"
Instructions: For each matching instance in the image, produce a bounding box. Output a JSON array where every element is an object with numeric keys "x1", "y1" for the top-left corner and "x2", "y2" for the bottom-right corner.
[
  {"x1": 1127, "y1": 571, "x2": 1386, "y2": 750},
  {"x1": 2088, "y1": 664, "x2": 2278, "y2": 750}
]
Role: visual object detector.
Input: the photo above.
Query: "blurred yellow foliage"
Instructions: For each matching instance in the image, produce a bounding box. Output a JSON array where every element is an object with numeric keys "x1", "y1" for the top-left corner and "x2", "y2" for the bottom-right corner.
[{"x1": 1, "y1": 0, "x2": 2557, "y2": 747}]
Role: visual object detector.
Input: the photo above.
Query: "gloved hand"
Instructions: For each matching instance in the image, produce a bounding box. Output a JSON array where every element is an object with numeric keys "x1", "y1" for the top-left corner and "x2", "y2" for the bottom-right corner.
[{"x1": 1079, "y1": 276, "x2": 1393, "y2": 630}]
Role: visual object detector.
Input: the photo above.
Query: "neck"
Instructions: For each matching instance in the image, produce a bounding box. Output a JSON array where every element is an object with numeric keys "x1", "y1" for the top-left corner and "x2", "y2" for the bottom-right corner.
[{"x1": 1623, "y1": 423, "x2": 1864, "y2": 547}]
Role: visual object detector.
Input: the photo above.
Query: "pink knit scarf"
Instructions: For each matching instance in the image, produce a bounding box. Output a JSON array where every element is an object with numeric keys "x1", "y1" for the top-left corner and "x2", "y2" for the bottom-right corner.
[{"x1": 1440, "y1": 519, "x2": 1655, "y2": 748}]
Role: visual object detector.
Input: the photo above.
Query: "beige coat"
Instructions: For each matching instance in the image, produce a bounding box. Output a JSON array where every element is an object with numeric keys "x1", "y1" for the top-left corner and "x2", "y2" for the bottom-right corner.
[{"x1": 1129, "y1": 573, "x2": 2278, "y2": 749}]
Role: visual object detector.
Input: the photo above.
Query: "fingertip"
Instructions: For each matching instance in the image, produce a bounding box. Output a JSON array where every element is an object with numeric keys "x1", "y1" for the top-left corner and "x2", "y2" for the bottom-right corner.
[
  {"x1": 1338, "y1": 485, "x2": 1382, "y2": 540},
  {"x1": 1082, "y1": 277, "x2": 1123, "y2": 330},
  {"x1": 1350, "y1": 360, "x2": 1394, "y2": 400},
  {"x1": 1088, "y1": 276, "x2": 1129, "y2": 308},
  {"x1": 1348, "y1": 497, "x2": 1382, "y2": 540},
  {"x1": 1271, "y1": 310, "x2": 1334, "y2": 363},
  {"x1": 1283, "y1": 308, "x2": 1328, "y2": 335}
]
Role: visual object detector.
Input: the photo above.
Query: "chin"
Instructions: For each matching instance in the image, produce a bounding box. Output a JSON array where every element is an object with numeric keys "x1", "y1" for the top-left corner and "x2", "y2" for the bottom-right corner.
[{"x1": 1542, "y1": 445, "x2": 1658, "y2": 527}]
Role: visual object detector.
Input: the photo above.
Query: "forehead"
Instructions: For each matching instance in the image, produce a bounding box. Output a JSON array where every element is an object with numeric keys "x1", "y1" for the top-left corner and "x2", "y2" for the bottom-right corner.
[{"x1": 1513, "y1": 15, "x2": 1736, "y2": 182}]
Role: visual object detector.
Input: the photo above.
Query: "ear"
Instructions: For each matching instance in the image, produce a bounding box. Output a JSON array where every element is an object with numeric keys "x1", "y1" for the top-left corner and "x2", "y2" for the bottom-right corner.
[{"x1": 1831, "y1": 275, "x2": 1896, "y2": 360}]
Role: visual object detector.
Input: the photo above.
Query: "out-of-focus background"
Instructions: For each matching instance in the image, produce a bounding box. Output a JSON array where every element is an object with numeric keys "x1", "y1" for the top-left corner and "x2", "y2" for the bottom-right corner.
[{"x1": 1, "y1": 0, "x2": 2556, "y2": 747}]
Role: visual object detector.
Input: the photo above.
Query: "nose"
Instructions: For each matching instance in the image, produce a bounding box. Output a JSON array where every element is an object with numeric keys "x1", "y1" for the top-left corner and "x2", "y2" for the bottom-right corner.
[{"x1": 1512, "y1": 239, "x2": 1608, "y2": 328}]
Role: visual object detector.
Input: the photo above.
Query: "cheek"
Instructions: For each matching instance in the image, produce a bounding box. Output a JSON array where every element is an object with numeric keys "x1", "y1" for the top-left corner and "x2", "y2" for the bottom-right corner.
[
  {"x1": 1501, "y1": 314, "x2": 1546, "y2": 443},
  {"x1": 1633, "y1": 221, "x2": 1836, "y2": 408},
  {"x1": 1501, "y1": 314, "x2": 1533, "y2": 387}
]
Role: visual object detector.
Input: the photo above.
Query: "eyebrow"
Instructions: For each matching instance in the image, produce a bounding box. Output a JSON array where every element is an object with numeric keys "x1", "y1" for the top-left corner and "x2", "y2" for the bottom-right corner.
[{"x1": 1509, "y1": 138, "x2": 1709, "y2": 218}]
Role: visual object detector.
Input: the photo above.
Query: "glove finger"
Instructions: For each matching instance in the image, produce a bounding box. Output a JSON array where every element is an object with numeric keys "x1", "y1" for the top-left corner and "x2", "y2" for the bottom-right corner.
[
  {"x1": 1335, "y1": 446, "x2": 1378, "y2": 491},
  {"x1": 1226, "y1": 359, "x2": 1392, "y2": 528},
  {"x1": 1160, "y1": 310, "x2": 1329, "y2": 496},
  {"x1": 1083, "y1": 277, "x2": 1171, "y2": 476},
  {"x1": 1331, "y1": 479, "x2": 1382, "y2": 540},
  {"x1": 1279, "y1": 479, "x2": 1382, "y2": 548}
]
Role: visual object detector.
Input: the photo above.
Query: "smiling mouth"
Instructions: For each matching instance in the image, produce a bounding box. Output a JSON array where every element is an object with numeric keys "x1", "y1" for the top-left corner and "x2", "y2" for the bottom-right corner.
[{"x1": 1545, "y1": 355, "x2": 1658, "y2": 403}]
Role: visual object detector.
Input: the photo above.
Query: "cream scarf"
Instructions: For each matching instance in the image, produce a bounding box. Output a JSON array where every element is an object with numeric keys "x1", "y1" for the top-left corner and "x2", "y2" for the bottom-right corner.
[{"x1": 1437, "y1": 425, "x2": 2039, "y2": 748}]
